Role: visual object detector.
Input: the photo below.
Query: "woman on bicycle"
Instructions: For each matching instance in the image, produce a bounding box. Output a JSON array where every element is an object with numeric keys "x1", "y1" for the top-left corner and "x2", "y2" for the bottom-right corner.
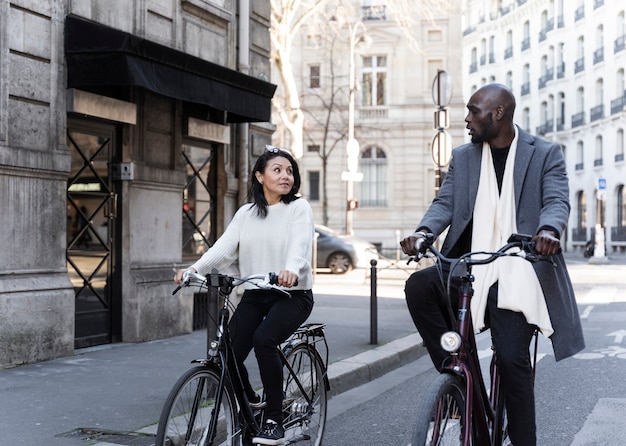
[{"x1": 174, "y1": 145, "x2": 314, "y2": 445}]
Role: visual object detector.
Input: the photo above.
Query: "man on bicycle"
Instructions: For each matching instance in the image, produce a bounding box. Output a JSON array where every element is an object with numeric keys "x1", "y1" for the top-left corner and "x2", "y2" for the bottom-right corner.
[{"x1": 401, "y1": 83, "x2": 585, "y2": 446}]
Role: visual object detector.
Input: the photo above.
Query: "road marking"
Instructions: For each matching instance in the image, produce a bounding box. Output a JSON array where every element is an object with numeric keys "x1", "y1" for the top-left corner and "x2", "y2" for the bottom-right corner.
[
  {"x1": 607, "y1": 329, "x2": 626, "y2": 344},
  {"x1": 580, "y1": 305, "x2": 594, "y2": 319},
  {"x1": 578, "y1": 287, "x2": 618, "y2": 304}
]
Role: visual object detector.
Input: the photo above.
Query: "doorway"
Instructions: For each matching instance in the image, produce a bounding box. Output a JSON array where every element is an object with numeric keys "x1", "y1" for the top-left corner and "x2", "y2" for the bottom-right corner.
[{"x1": 66, "y1": 119, "x2": 121, "y2": 348}]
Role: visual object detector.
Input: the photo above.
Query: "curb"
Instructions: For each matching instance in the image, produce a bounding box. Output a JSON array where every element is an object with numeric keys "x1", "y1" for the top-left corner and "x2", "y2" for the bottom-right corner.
[{"x1": 326, "y1": 333, "x2": 427, "y2": 397}]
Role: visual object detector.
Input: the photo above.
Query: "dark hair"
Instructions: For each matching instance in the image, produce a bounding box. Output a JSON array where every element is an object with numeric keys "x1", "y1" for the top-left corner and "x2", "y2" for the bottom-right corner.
[{"x1": 249, "y1": 146, "x2": 301, "y2": 218}]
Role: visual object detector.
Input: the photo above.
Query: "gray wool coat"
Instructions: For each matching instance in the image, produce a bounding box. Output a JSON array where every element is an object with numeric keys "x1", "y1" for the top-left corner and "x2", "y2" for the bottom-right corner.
[{"x1": 417, "y1": 126, "x2": 585, "y2": 361}]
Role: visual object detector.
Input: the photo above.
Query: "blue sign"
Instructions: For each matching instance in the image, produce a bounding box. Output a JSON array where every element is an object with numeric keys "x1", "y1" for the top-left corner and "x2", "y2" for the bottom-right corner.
[{"x1": 598, "y1": 178, "x2": 606, "y2": 190}]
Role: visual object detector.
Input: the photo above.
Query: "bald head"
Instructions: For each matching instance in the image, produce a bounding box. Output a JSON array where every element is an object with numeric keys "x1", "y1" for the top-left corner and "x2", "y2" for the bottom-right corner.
[
  {"x1": 465, "y1": 83, "x2": 517, "y2": 146},
  {"x1": 472, "y1": 83, "x2": 516, "y2": 121}
]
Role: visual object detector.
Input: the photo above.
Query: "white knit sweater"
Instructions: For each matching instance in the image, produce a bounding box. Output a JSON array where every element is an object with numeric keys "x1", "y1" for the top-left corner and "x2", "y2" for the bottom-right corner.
[{"x1": 190, "y1": 199, "x2": 314, "y2": 290}]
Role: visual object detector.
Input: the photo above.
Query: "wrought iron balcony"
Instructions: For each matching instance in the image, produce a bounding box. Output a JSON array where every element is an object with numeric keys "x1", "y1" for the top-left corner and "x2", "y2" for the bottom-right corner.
[
  {"x1": 590, "y1": 104, "x2": 604, "y2": 122},
  {"x1": 594, "y1": 47, "x2": 604, "y2": 65},
  {"x1": 362, "y1": 5, "x2": 386, "y2": 20},
  {"x1": 612, "y1": 226, "x2": 626, "y2": 241},
  {"x1": 536, "y1": 120, "x2": 554, "y2": 136},
  {"x1": 571, "y1": 111, "x2": 585, "y2": 128},
  {"x1": 610, "y1": 92, "x2": 626, "y2": 114},
  {"x1": 521, "y1": 82, "x2": 530, "y2": 96},
  {"x1": 615, "y1": 35, "x2": 625, "y2": 54},
  {"x1": 521, "y1": 37, "x2": 530, "y2": 51},
  {"x1": 574, "y1": 57, "x2": 585, "y2": 74},
  {"x1": 572, "y1": 227, "x2": 587, "y2": 242},
  {"x1": 575, "y1": 5, "x2": 585, "y2": 21}
]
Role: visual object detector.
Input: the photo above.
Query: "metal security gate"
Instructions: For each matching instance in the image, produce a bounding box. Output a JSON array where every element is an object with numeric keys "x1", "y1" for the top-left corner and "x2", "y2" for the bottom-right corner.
[
  {"x1": 66, "y1": 120, "x2": 121, "y2": 348},
  {"x1": 182, "y1": 143, "x2": 218, "y2": 329},
  {"x1": 182, "y1": 143, "x2": 218, "y2": 262}
]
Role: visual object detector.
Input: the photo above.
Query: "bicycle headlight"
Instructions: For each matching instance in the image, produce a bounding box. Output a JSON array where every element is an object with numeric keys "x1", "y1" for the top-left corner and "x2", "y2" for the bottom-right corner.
[{"x1": 440, "y1": 331, "x2": 462, "y2": 353}]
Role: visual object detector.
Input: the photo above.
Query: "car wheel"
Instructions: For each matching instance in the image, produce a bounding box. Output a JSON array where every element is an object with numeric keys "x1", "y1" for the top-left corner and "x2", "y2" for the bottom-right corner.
[{"x1": 327, "y1": 252, "x2": 352, "y2": 274}]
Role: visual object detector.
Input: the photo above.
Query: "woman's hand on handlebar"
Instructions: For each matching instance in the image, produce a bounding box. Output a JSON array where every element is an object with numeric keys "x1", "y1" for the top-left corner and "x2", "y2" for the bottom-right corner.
[
  {"x1": 174, "y1": 267, "x2": 197, "y2": 284},
  {"x1": 277, "y1": 270, "x2": 298, "y2": 288},
  {"x1": 532, "y1": 230, "x2": 561, "y2": 256}
]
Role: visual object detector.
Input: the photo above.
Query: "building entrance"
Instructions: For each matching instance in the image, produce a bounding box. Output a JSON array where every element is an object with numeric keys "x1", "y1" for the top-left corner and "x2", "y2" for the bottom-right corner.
[{"x1": 66, "y1": 119, "x2": 121, "y2": 348}]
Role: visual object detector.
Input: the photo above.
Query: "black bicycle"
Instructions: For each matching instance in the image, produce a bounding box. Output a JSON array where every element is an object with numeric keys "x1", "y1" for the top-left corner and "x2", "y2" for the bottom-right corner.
[{"x1": 156, "y1": 270, "x2": 329, "y2": 446}]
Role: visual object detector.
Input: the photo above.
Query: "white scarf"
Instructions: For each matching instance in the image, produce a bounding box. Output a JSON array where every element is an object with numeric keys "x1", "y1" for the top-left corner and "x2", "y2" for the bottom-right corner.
[{"x1": 470, "y1": 128, "x2": 554, "y2": 337}]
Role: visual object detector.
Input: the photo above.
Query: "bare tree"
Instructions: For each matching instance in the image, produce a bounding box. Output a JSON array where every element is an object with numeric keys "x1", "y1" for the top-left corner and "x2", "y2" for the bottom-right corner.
[
  {"x1": 270, "y1": 0, "x2": 331, "y2": 159},
  {"x1": 301, "y1": 34, "x2": 349, "y2": 225},
  {"x1": 270, "y1": 0, "x2": 448, "y2": 159}
]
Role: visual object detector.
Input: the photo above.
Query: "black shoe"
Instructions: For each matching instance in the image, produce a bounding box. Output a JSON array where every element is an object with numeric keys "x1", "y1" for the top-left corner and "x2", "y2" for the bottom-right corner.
[
  {"x1": 252, "y1": 419, "x2": 285, "y2": 445},
  {"x1": 249, "y1": 393, "x2": 267, "y2": 409}
]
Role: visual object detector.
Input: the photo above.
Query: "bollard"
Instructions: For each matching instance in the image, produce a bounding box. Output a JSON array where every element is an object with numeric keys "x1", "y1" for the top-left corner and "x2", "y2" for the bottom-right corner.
[{"x1": 370, "y1": 259, "x2": 378, "y2": 345}]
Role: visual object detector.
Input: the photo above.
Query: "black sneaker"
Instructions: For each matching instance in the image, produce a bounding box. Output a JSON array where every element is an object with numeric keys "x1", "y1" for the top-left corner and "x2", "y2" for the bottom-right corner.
[
  {"x1": 249, "y1": 393, "x2": 266, "y2": 409},
  {"x1": 252, "y1": 419, "x2": 285, "y2": 445}
]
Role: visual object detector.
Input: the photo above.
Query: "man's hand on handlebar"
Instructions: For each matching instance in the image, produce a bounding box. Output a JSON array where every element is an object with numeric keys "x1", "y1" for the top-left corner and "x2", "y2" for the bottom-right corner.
[
  {"x1": 400, "y1": 231, "x2": 428, "y2": 256},
  {"x1": 532, "y1": 229, "x2": 561, "y2": 256}
]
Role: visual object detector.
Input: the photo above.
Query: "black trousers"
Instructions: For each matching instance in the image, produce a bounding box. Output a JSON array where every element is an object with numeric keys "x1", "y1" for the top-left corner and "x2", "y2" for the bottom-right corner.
[
  {"x1": 405, "y1": 264, "x2": 537, "y2": 446},
  {"x1": 228, "y1": 289, "x2": 313, "y2": 422}
]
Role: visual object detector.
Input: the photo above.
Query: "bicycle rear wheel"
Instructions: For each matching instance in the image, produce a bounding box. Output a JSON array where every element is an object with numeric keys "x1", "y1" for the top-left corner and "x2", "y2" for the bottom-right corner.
[
  {"x1": 281, "y1": 343, "x2": 327, "y2": 445},
  {"x1": 156, "y1": 365, "x2": 241, "y2": 446},
  {"x1": 412, "y1": 373, "x2": 468, "y2": 446}
]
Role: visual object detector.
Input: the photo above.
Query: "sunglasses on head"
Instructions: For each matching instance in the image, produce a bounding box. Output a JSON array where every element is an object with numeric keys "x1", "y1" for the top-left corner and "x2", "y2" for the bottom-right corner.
[{"x1": 265, "y1": 145, "x2": 290, "y2": 155}]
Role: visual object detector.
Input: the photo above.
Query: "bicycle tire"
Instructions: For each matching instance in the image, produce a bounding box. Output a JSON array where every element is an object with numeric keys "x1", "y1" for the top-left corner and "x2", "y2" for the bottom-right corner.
[
  {"x1": 281, "y1": 343, "x2": 327, "y2": 445},
  {"x1": 493, "y1": 386, "x2": 509, "y2": 445},
  {"x1": 156, "y1": 365, "x2": 241, "y2": 446},
  {"x1": 412, "y1": 373, "x2": 468, "y2": 446}
]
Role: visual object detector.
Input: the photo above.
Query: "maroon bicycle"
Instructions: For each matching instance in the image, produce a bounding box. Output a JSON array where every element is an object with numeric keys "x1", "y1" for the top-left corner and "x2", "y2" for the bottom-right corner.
[{"x1": 410, "y1": 233, "x2": 543, "y2": 446}]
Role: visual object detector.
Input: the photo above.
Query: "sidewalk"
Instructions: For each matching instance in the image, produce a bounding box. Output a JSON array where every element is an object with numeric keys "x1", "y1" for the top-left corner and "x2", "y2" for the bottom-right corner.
[
  {"x1": 0, "y1": 268, "x2": 423, "y2": 446},
  {"x1": 1, "y1": 252, "x2": 624, "y2": 446}
]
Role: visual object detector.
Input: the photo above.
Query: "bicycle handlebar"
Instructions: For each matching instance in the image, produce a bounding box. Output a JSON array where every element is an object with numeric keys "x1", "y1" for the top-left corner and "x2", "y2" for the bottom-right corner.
[
  {"x1": 409, "y1": 232, "x2": 551, "y2": 267},
  {"x1": 172, "y1": 270, "x2": 296, "y2": 298}
]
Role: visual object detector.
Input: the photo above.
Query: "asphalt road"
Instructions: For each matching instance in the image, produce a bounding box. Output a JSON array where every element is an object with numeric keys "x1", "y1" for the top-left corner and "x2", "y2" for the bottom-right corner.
[{"x1": 321, "y1": 257, "x2": 626, "y2": 446}]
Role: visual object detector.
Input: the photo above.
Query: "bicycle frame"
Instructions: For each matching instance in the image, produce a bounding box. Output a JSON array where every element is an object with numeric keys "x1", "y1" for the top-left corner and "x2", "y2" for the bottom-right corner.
[
  {"x1": 191, "y1": 273, "x2": 330, "y2": 444},
  {"x1": 426, "y1": 238, "x2": 540, "y2": 446}
]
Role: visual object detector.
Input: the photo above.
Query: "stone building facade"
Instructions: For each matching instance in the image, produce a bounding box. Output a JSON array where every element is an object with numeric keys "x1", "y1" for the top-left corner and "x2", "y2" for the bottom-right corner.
[
  {"x1": 272, "y1": 1, "x2": 467, "y2": 256},
  {"x1": 0, "y1": 0, "x2": 275, "y2": 368},
  {"x1": 462, "y1": 0, "x2": 626, "y2": 254}
]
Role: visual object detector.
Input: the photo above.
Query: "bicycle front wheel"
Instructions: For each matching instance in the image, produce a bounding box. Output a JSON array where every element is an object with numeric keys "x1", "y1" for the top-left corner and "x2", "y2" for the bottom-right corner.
[
  {"x1": 156, "y1": 365, "x2": 240, "y2": 446},
  {"x1": 412, "y1": 373, "x2": 468, "y2": 446},
  {"x1": 282, "y1": 343, "x2": 327, "y2": 445}
]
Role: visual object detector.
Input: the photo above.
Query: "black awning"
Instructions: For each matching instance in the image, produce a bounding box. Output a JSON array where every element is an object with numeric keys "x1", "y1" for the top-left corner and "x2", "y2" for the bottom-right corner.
[{"x1": 64, "y1": 15, "x2": 276, "y2": 123}]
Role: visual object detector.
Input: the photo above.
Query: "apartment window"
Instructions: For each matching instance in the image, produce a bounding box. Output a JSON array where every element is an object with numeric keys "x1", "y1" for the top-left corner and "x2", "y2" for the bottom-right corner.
[
  {"x1": 557, "y1": 92, "x2": 566, "y2": 130},
  {"x1": 594, "y1": 136, "x2": 603, "y2": 166},
  {"x1": 576, "y1": 141, "x2": 584, "y2": 170},
  {"x1": 360, "y1": 146, "x2": 387, "y2": 207},
  {"x1": 522, "y1": 21, "x2": 530, "y2": 51},
  {"x1": 617, "y1": 129, "x2": 625, "y2": 162},
  {"x1": 505, "y1": 30, "x2": 513, "y2": 59},
  {"x1": 522, "y1": 107, "x2": 530, "y2": 132},
  {"x1": 309, "y1": 64, "x2": 320, "y2": 88},
  {"x1": 307, "y1": 144, "x2": 320, "y2": 153},
  {"x1": 617, "y1": 185, "x2": 625, "y2": 236},
  {"x1": 308, "y1": 171, "x2": 320, "y2": 201},
  {"x1": 574, "y1": 190, "x2": 587, "y2": 241},
  {"x1": 575, "y1": 36, "x2": 585, "y2": 73},
  {"x1": 470, "y1": 47, "x2": 478, "y2": 73},
  {"x1": 594, "y1": 26, "x2": 604, "y2": 64},
  {"x1": 362, "y1": 56, "x2": 387, "y2": 106}
]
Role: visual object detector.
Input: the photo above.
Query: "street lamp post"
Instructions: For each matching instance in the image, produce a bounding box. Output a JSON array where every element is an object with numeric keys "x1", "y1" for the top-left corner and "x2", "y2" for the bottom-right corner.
[
  {"x1": 341, "y1": 21, "x2": 367, "y2": 236},
  {"x1": 431, "y1": 70, "x2": 453, "y2": 196}
]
